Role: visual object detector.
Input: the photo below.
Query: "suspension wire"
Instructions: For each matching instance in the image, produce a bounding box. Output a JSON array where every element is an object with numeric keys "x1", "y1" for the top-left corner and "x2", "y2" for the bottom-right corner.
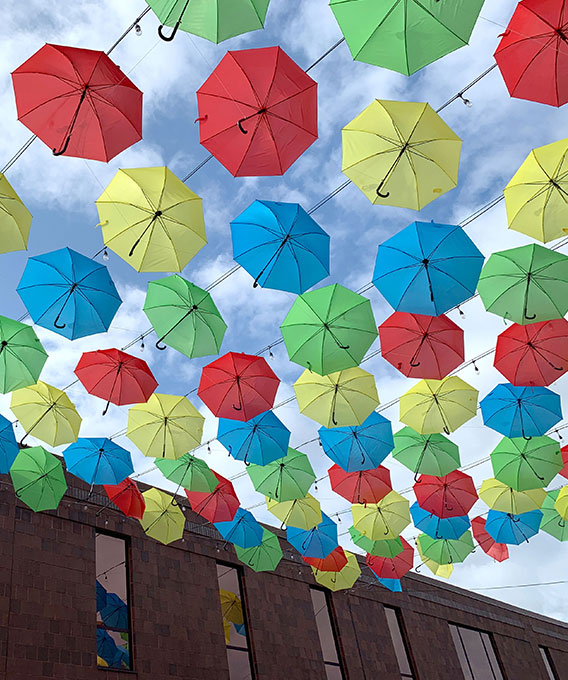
[
  {"x1": 305, "y1": 38, "x2": 346, "y2": 73},
  {"x1": 435, "y1": 63, "x2": 498, "y2": 112},
  {"x1": 106, "y1": 6, "x2": 152, "y2": 56}
]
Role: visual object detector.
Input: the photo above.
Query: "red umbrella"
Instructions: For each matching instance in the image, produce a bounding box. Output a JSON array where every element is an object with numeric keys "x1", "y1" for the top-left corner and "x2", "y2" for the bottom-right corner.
[
  {"x1": 471, "y1": 516, "x2": 509, "y2": 562},
  {"x1": 494, "y1": 0, "x2": 568, "y2": 107},
  {"x1": 11, "y1": 44, "x2": 143, "y2": 162},
  {"x1": 414, "y1": 470, "x2": 478, "y2": 519},
  {"x1": 303, "y1": 545, "x2": 348, "y2": 573},
  {"x1": 328, "y1": 464, "x2": 392, "y2": 505},
  {"x1": 196, "y1": 46, "x2": 317, "y2": 177},
  {"x1": 494, "y1": 319, "x2": 568, "y2": 387},
  {"x1": 103, "y1": 478, "x2": 145, "y2": 520},
  {"x1": 378, "y1": 312, "x2": 464, "y2": 379},
  {"x1": 198, "y1": 352, "x2": 280, "y2": 422},
  {"x1": 185, "y1": 471, "x2": 239, "y2": 523},
  {"x1": 74, "y1": 348, "x2": 158, "y2": 415},
  {"x1": 559, "y1": 446, "x2": 568, "y2": 479},
  {"x1": 366, "y1": 536, "x2": 414, "y2": 579}
]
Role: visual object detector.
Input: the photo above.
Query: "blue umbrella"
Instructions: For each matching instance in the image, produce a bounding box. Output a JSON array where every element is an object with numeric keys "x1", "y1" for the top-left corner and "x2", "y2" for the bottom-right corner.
[
  {"x1": 480, "y1": 384, "x2": 562, "y2": 438},
  {"x1": 100, "y1": 592, "x2": 128, "y2": 631},
  {"x1": 485, "y1": 509, "x2": 543, "y2": 545},
  {"x1": 217, "y1": 410, "x2": 290, "y2": 465},
  {"x1": 0, "y1": 414, "x2": 18, "y2": 473},
  {"x1": 17, "y1": 247, "x2": 122, "y2": 340},
  {"x1": 287, "y1": 512, "x2": 338, "y2": 559},
  {"x1": 410, "y1": 502, "x2": 471, "y2": 540},
  {"x1": 96, "y1": 580, "x2": 108, "y2": 613},
  {"x1": 231, "y1": 200, "x2": 330, "y2": 294},
  {"x1": 375, "y1": 575, "x2": 402, "y2": 592},
  {"x1": 63, "y1": 438, "x2": 133, "y2": 486},
  {"x1": 214, "y1": 507, "x2": 263, "y2": 549},
  {"x1": 372, "y1": 221, "x2": 484, "y2": 316},
  {"x1": 97, "y1": 628, "x2": 122, "y2": 667},
  {"x1": 318, "y1": 412, "x2": 394, "y2": 472}
]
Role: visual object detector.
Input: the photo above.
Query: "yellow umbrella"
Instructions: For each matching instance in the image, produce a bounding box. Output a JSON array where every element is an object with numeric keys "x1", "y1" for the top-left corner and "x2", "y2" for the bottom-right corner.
[
  {"x1": 11, "y1": 380, "x2": 81, "y2": 446},
  {"x1": 399, "y1": 377, "x2": 478, "y2": 435},
  {"x1": 554, "y1": 486, "x2": 568, "y2": 520},
  {"x1": 97, "y1": 657, "x2": 109, "y2": 668},
  {"x1": 223, "y1": 619, "x2": 231, "y2": 645},
  {"x1": 96, "y1": 167, "x2": 207, "y2": 273},
  {"x1": 139, "y1": 488, "x2": 185, "y2": 545},
  {"x1": 342, "y1": 100, "x2": 461, "y2": 210},
  {"x1": 505, "y1": 138, "x2": 568, "y2": 243},
  {"x1": 127, "y1": 393, "x2": 204, "y2": 460},
  {"x1": 293, "y1": 367, "x2": 379, "y2": 428},
  {"x1": 416, "y1": 536, "x2": 453, "y2": 579},
  {"x1": 351, "y1": 490, "x2": 410, "y2": 540},
  {"x1": 266, "y1": 493, "x2": 322, "y2": 530},
  {"x1": 0, "y1": 173, "x2": 32, "y2": 253},
  {"x1": 219, "y1": 589, "x2": 244, "y2": 625},
  {"x1": 479, "y1": 478, "x2": 546, "y2": 514},
  {"x1": 312, "y1": 550, "x2": 361, "y2": 591}
]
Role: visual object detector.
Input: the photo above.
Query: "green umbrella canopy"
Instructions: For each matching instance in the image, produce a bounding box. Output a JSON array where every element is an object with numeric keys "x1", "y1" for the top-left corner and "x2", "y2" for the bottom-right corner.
[
  {"x1": 491, "y1": 436, "x2": 562, "y2": 492},
  {"x1": 280, "y1": 283, "x2": 378, "y2": 376},
  {"x1": 235, "y1": 528, "x2": 283, "y2": 572},
  {"x1": 477, "y1": 244, "x2": 568, "y2": 325},
  {"x1": 247, "y1": 447, "x2": 315, "y2": 502},
  {"x1": 10, "y1": 446, "x2": 67, "y2": 512},
  {"x1": 417, "y1": 530, "x2": 474, "y2": 565},
  {"x1": 0, "y1": 315, "x2": 48, "y2": 393},
  {"x1": 143, "y1": 275, "x2": 227, "y2": 358},
  {"x1": 392, "y1": 427, "x2": 461, "y2": 477},
  {"x1": 156, "y1": 452, "x2": 218, "y2": 492},
  {"x1": 541, "y1": 490, "x2": 568, "y2": 542},
  {"x1": 348, "y1": 526, "x2": 404, "y2": 558}
]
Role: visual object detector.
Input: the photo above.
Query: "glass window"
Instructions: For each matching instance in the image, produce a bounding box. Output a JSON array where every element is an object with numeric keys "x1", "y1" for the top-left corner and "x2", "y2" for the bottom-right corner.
[
  {"x1": 540, "y1": 647, "x2": 558, "y2": 680},
  {"x1": 449, "y1": 624, "x2": 504, "y2": 680},
  {"x1": 96, "y1": 532, "x2": 132, "y2": 670},
  {"x1": 217, "y1": 564, "x2": 254, "y2": 680},
  {"x1": 384, "y1": 607, "x2": 416, "y2": 679},
  {"x1": 310, "y1": 588, "x2": 345, "y2": 680}
]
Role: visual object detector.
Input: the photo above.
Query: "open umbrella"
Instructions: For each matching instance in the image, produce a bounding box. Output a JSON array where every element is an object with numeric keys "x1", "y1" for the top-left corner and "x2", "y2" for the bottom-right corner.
[
  {"x1": 416, "y1": 530, "x2": 474, "y2": 564},
  {"x1": 217, "y1": 410, "x2": 290, "y2": 465},
  {"x1": 185, "y1": 471, "x2": 239, "y2": 523},
  {"x1": 485, "y1": 509, "x2": 542, "y2": 545},
  {"x1": 303, "y1": 545, "x2": 348, "y2": 573},
  {"x1": 540, "y1": 490, "x2": 568, "y2": 541},
  {"x1": 235, "y1": 528, "x2": 282, "y2": 572},
  {"x1": 214, "y1": 507, "x2": 263, "y2": 548},
  {"x1": 366, "y1": 536, "x2": 414, "y2": 579},
  {"x1": 10, "y1": 446, "x2": 67, "y2": 512},
  {"x1": 100, "y1": 593, "x2": 128, "y2": 631},
  {"x1": 219, "y1": 589, "x2": 244, "y2": 625},
  {"x1": 247, "y1": 447, "x2": 315, "y2": 501},
  {"x1": 375, "y1": 577, "x2": 403, "y2": 592},
  {"x1": 64, "y1": 438, "x2": 133, "y2": 486},
  {"x1": 12, "y1": 44, "x2": 142, "y2": 161},
  {"x1": 140, "y1": 488, "x2": 185, "y2": 545},
  {"x1": 559, "y1": 447, "x2": 568, "y2": 479},
  {"x1": 491, "y1": 436, "x2": 562, "y2": 491},
  {"x1": 287, "y1": 512, "x2": 338, "y2": 559},
  {"x1": 103, "y1": 478, "x2": 145, "y2": 520},
  {"x1": 0, "y1": 315, "x2": 48, "y2": 393},
  {"x1": 415, "y1": 538, "x2": 454, "y2": 578},
  {"x1": 348, "y1": 526, "x2": 404, "y2": 558},
  {"x1": 312, "y1": 551, "x2": 361, "y2": 591},
  {"x1": 156, "y1": 453, "x2": 218, "y2": 493},
  {"x1": 410, "y1": 502, "x2": 471, "y2": 540},
  {"x1": 96, "y1": 580, "x2": 108, "y2": 613},
  {"x1": 554, "y1": 486, "x2": 568, "y2": 520},
  {"x1": 329, "y1": 464, "x2": 391, "y2": 505},
  {"x1": 266, "y1": 494, "x2": 322, "y2": 530},
  {"x1": 479, "y1": 478, "x2": 546, "y2": 514},
  {"x1": 0, "y1": 173, "x2": 32, "y2": 253},
  {"x1": 0, "y1": 415, "x2": 18, "y2": 473},
  {"x1": 471, "y1": 516, "x2": 509, "y2": 562},
  {"x1": 351, "y1": 490, "x2": 410, "y2": 540},
  {"x1": 414, "y1": 470, "x2": 478, "y2": 518},
  {"x1": 392, "y1": 427, "x2": 461, "y2": 478}
]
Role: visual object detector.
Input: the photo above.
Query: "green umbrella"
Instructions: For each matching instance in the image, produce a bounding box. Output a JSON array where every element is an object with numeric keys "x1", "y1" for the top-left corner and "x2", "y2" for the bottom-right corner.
[
  {"x1": 348, "y1": 526, "x2": 403, "y2": 558},
  {"x1": 10, "y1": 446, "x2": 67, "y2": 512},
  {"x1": 143, "y1": 275, "x2": 227, "y2": 358},
  {"x1": 280, "y1": 284, "x2": 378, "y2": 376},
  {"x1": 247, "y1": 447, "x2": 315, "y2": 501},
  {"x1": 477, "y1": 244, "x2": 568, "y2": 325},
  {"x1": 235, "y1": 528, "x2": 283, "y2": 571},
  {"x1": 0, "y1": 315, "x2": 48, "y2": 393},
  {"x1": 392, "y1": 427, "x2": 461, "y2": 478},
  {"x1": 416, "y1": 530, "x2": 474, "y2": 565},
  {"x1": 541, "y1": 490, "x2": 568, "y2": 542},
  {"x1": 156, "y1": 453, "x2": 218, "y2": 492},
  {"x1": 491, "y1": 436, "x2": 562, "y2": 492}
]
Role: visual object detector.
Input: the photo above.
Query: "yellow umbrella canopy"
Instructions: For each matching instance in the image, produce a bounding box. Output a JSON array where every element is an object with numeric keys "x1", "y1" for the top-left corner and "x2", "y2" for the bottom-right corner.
[
  {"x1": 416, "y1": 536, "x2": 453, "y2": 579},
  {"x1": 0, "y1": 173, "x2": 32, "y2": 254},
  {"x1": 342, "y1": 100, "x2": 461, "y2": 210},
  {"x1": 351, "y1": 490, "x2": 410, "y2": 540},
  {"x1": 96, "y1": 167, "x2": 207, "y2": 273},
  {"x1": 312, "y1": 550, "x2": 361, "y2": 591},
  {"x1": 11, "y1": 380, "x2": 81, "y2": 447},
  {"x1": 219, "y1": 589, "x2": 244, "y2": 625},
  {"x1": 399, "y1": 377, "x2": 478, "y2": 435},
  {"x1": 554, "y1": 486, "x2": 568, "y2": 521},
  {"x1": 139, "y1": 488, "x2": 185, "y2": 545},
  {"x1": 265, "y1": 493, "x2": 322, "y2": 530},
  {"x1": 293, "y1": 367, "x2": 379, "y2": 428},
  {"x1": 479, "y1": 478, "x2": 546, "y2": 514},
  {"x1": 127, "y1": 393, "x2": 204, "y2": 460}
]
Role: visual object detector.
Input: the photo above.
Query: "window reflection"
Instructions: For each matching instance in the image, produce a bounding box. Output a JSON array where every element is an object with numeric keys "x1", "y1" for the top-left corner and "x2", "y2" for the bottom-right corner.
[
  {"x1": 310, "y1": 588, "x2": 345, "y2": 679},
  {"x1": 449, "y1": 624, "x2": 504, "y2": 680},
  {"x1": 540, "y1": 647, "x2": 558, "y2": 680},
  {"x1": 384, "y1": 607, "x2": 415, "y2": 679}
]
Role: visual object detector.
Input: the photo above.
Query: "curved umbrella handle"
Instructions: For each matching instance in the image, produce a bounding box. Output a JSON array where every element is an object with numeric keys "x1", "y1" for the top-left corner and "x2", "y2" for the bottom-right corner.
[
  {"x1": 53, "y1": 135, "x2": 72, "y2": 157},
  {"x1": 414, "y1": 471, "x2": 421, "y2": 483},
  {"x1": 158, "y1": 22, "x2": 180, "y2": 41},
  {"x1": 233, "y1": 403, "x2": 242, "y2": 411},
  {"x1": 238, "y1": 119, "x2": 249, "y2": 135},
  {"x1": 53, "y1": 319, "x2": 66, "y2": 329},
  {"x1": 102, "y1": 400, "x2": 111, "y2": 416},
  {"x1": 155, "y1": 340, "x2": 168, "y2": 351},
  {"x1": 376, "y1": 179, "x2": 390, "y2": 199},
  {"x1": 409, "y1": 359, "x2": 421, "y2": 368},
  {"x1": 559, "y1": 518, "x2": 566, "y2": 529}
]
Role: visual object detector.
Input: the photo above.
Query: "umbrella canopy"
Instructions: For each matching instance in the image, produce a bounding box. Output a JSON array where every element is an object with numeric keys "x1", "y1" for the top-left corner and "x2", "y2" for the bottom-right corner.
[
  {"x1": 560, "y1": 446, "x2": 568, "y2": 479},
  {"x1": 294, "y1": 367, "x2": 379, "y2": 429},
  {"x1": 11, "y1": 381, "x2": 81, "y2": 447},
  {"x1": 103, "y1": 478, "x2": 145, "y2": 520},
  {"x1": 485, "y1": 509, "x2": 542, "y2": 545},
  {"x1": 266, "y1": 494, "x2": 322, "y2": 530},
  {"x1": 400, "y1": 377, "x2": 478, "y2": 435},
  {"x1": 0, "y1": 414, "x2": 18, "y2": 473},
  {"x1": 219, "y1": 589, "x2": 244, "y2": 625},
  {"x1": 540, "y1": 490, "x2": 568, "y2": 541},
  {"x1": 214, "y1": 507, "x2": 263, "y2": 549},
  {"x1": 392, "y1": 427, "x2": 461, "y2": 478},
  {"x1": 410, "y1": 502, "x2": 471, "y2": 540},
  {"x1": 235, "y1": 528, "x2": 282, "y2": 572},
  {"x1": 217, "y1": 410, "x2": 290, "y2": 465},
  {"x1": 156, "y1": 453, "x2": 218, "y2": 493},
  {"x1": 373, "y1": 221, "x2": 484, "y2": 316},
  {"x1": 479, "y1": 478, "x2": 546, "y2": 514},
  {"x1": 416, "y1": 530, "x2": 474, "y2": 564},
  {"x1": 375, "y1": 577, "x2": 403, "y2": 592},
  {"x1": 477, "y1": 244, "x2": 568, "y2": 325},
  {"x1": 471, "y1": 516, "x2": 509, "y2": 562},
  {"x1": 198, "y1": 352, "x2": 279, "y2": 422},
  {"x1": 0, "y1": 172, "x2": 32, "y2": 254},
  {"x1": 329, "y1": 464, "x2": 392, "y2": 505},
  {"x1": 96, "y1": 580, "x2": 108, "y2": 613},
  {"x1": 100, "y1": 593, "x2": 128, "y2": 631},
  {"x1": 281, "y1": 283, "x2": 377, "y2": 375},
  {"x1": 10, "y1": 446, "x2": 67, "y2": 512},
  {"x1": 185, "y1": 471, "x2": 239, "y2": 523},
  {"x1": 491, "y1": 435, "x2": 562, "y2": 491},
  {"x1": 0, "y1": 315, "x2": 48, "y2": 394},
  {"x1": 348, "y1": 526, "x2": 404, "y2": 558},
  {"x1": 330, "y1": 0, "x2": 484, "y2": 75},
  {"x1": 342, "y1": 101, "x2": 462, "y2": 210},
  {"x1": 414, "y1": 470, "x2": 478, "y2": 518},
  {"x1": 366, "y1": 536, "x2": 414, "y2": 579},
  {"x1": 312, "y1": 551, "x2": 361, "y2": 591},
  {"x1": 247, "y1": 447, "x2": 315, "y2": 501},
  {"x1": 140, "y1": 488, "x2": 185, "y2": 545},
  {"x1": 554, "y1": 486, "x2": 568, "y2": 520},
  {"x1": 415, "y1": 538, "x2": 454, "y2": 578},
  {"x1": 303, "y1": 545, "x2": 348, "y2": 573},
  {"x1": 351, "y1": 490, "x2": 410, "y2": 540},
  {"x1": 231, "y1": 200, "x2": 330, "y2": 294},
  {"x1": 64, "y1": 438, "x2": 133, "y2": 486},
  {"x1": 196, "y1": 46, "x2": 317, "y2": 177},
  {"x1": 12, "y1": 44, "x2": 142, "y2": 161},
  {"x1": 287, "y1": 512, "x2": 338, "y2": 559}
]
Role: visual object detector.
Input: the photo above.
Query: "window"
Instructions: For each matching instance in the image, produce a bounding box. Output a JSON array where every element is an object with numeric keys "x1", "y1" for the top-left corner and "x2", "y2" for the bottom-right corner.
[
  {"x1": 540, "y1": 647, "x2": 559, "y2": 680},
  {"x1": 384, "y1": 607, "x2": 416, "y2": 679},
  {"x1": 217, "y1": 564, "x2": 254, "y2": 680},
  {"x1": 449, "y1": 624, "x2": 504, "y2": 680},
  {"x1": 310, "y1": 587, "x2": 345, "y2": 680},
  {"x1": 96, "y1": 532, "x2": 132, "y2": 670}
]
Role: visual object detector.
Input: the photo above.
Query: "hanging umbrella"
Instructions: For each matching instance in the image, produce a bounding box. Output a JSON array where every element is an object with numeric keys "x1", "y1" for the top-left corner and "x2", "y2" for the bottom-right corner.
[
  {"x1": 219, "y1": 589, "x2": 244, "y2": 625},
  {"x1": 375, "y1": 576, "x2": 403, "y2": 592},
  {"x1": 11, "y1": 44, "x2": 142, "y2": 161},
  {"x1": 97, "y1": 629, "x2": 122, "y2": 668},
  {"x1": 0, "y1": 173, "x2": 32, "y2": 253},
  {"x1": 416, "y1": 530, "x2": 474, "y2": 565},
  {"x1": 11, "y1": 381, "x2": 81, "y2": 447},
  {"x1": 342, "y1": 101, "x2": 462, "y2": 210},
  {"x1": 485, "y1": 509, "x2": 542, "y2": 545},
  {"x1": 217, "y1": 410, "x2": 290, "y2": 466},
  {"x1": 235, "y1": 528, "x2": 282, "y2": 572},
  {"x1": 100, "y1": 592, "x2": 128, "y2": 631},
  {"x1": 366, "y1": 536, "x2": 414, "y2": 579},
  {"x1": 560, "y1": 446, "x2": 568, "y2": 479},
  {"x1": 63, "y1": 438, "x2": 133, "y2": 486},
  {"x1": 231, "y1": 200, "x2": 329, "y2": 294},
  {"x1": 410, "y1": 502, "x2": 471, "y2": 540},
  {"x1": 303, "y1": 545, "x2": 348, "y2": 573},
  {"x1": 214, "y1": 507, "x2": 263, "y2": 549},
  {"x1": 156, "y1": 453, "x2": 218, "y2": 493},
  {"x1": 198, "y1": 352, "x2": 280, "y2": 422},
  {"x1": 103, "y1": 478, "x2": 145, "y2": 520},
  {"x1": 329, "y1": 464, "x2": 391, "y2": 505},
  {"x1": 140, "y1": 488, "x2": 185, "y2": 545},
  {"x1": 479, "y1": 478, "x2": 546, "y2": 514},
  {"x1": 96, "y1": 580, "x2": 108, "y2": 613},
  {"x1": 477, "y1": 244, "x2": 568, "y2": 325},
  {"x1": 0, "y1": 315, "x2": 48, "y2": 394},
  {"x1": 143, "y1": 275, "x2": 226, "y2": 357},
  {"x1": 471, "y1": 516, "x2": 509, "y2": 562},
  {"x1": 247, "y1": 447, "x2": 315, "y2": 501},
  {"x1": 9, "y1": 446, "x2": 67, "y2": 512},
  {"x1": 312, "y1": 551, "x2": 361, "y2": 591},
  {"x1": 185, "y1": 471, "x2": 239, "y2": 523},
  {"x1": 373, "y1": 221, "x2": 484, "y2": 315},
  {"x1": 490, "y1": 435, "x2": 562, "y2": 491},
  {"x1": 75, "y1": 348, "x2": 158, "y2": 415},
  {"x1": 294, "y1": 367, "x2": 379, "y2": 429},
  {"x1": 414, "y1": 470, "x2": 478, "y2": 518},
  {"x1": 0, "y1": 414, "x2": 19, "y2": 473},
  {"x1": 540, "y1": 490, "x2": 568, "y2": 541},
  {"x1": 287, "y1": 512, "x2": 338, "y2": 559},
  {"x1": 266, "y1": 494, "x2": 322, "y2": 530},
  {"x1": 392, "y1": 427, "x2": 461, "y2": 478},
  {"x1": 348, "y1": 526, "x2": 404, "y2": 558},
  {"x1": 415, "y1": 538, "x2": 454, "y2": 579},
  {"x1": 554, "y1": 486, "x2": 568, "y2": 520},
  {"x1": 351, "y1": 490, "x2": 410, "y2": 540}
]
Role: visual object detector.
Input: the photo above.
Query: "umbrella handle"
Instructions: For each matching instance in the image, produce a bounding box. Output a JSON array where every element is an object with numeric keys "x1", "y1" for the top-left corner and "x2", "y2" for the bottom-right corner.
[
  {"x1": 414, "y1": 471, "x2": 421, "y2": 483},
  {"x1": 409, "y1": 359, "x2": 421, "y2": 368},
  {"x1": 52, "y1": 135, "x2": 71, "y2": 157},
  {"x1": 102, "y1": 400, "x2": 111, "y2": 416},
  {"x1": 233, "y1": 403, "x2": 242, "y2": 412},
  {"x1": 53, "y1": 318, "x2": 66, "y2": 329},
  {"x1": 155, "y1": 340, "x2": 168, "y2": 351},
  {"x1": 376, "y1": 180, "x2": 390, "y2": 199},
  {"x1": 559, "y1": 518, "x2": 565, "y2": 529},
  {"x1": 238, "y1": 119, "x2": 249, "y2": 135},
  {"x1": 158, "y1": 21, "x2": 181, "y2": 41}
]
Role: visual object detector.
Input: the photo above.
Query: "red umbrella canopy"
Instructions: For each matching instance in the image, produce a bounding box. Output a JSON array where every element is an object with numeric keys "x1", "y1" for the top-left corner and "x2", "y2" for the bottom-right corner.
[
  {"x1": 471, "y1": 516, "x2": 509, "y2": 562},
  {"x1": 366, "y1": 536, "x2": 414, "y2": 579},
  {"x1": 185, "y1": 471, "x2": 239, "y2": 523},
  {"x1": 414, "y1": 470, "x2": 478, "y2": 519},
  {"x1": 303, "y1": 545, "x2": 348, "y2": 573},
  {"x1": 328, "y1": 464, "x2": 392, "y2": 505},
  {"x1": 74, "y1": 348, "x2": 158, "y2": 415},
  {"x1": 11, "y1": 44, "x2": 143, "y2": 162},
  {"x1": 196, "y1": 46, "x2": 317, "y2": 177},
  {"x1": 494, "y1": 319, "x2": 568, "y2": 387},
  {"x1": 198, "y1": 352, "x2": 280, "y2": 421},
  {"x1": 103, "y1": 478, "x2": 145, "y2": 520},
  {"x1": 378, "y1": 312, "x2": 464, "y2": 380},
  {"x1": 559, "y1": 446, "x2": 568, "y2": 479},
  {"x1": 494, "y1": 0, "x2": 568, "y2": 107}
]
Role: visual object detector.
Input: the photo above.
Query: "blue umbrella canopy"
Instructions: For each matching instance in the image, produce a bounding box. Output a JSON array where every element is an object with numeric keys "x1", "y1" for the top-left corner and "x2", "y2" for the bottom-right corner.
[
  {"x1": 97, "y1": 629, "x2": 124, "y2": 668},
  {"x1": 100, "y1": 592, "x2": 129, "y2": 630},
  {"x1": 485, "y1": 509, "x2": 543, "y2": 545},
  {"x1": 96, "y1": 580, "x2": 108, "y2": 613},
  {"x1": 373, "y1": 221, "x2": 484, "y2": 316},
  {"x1": 0, "y1": 413, "x2": 18, "y2": 473},
  {"x1": 287, "y1": 512, "x2": 338, "y2": 559},
  {"x1": 63, "y1": 438, "x2": 133, "y2": 486},
  {"x1": 410, "y1": 501, "x2": 471, "y2": 540},
  {"x1": 375, "y1": 576, "x2": 402, "y2": 592},
  {"x1": 217, "y1": 410, "x2": 290, "y2": 465},
  {"x1": 214, "y1": 507, "x2": 263, "y2": 549},
  {"x1": 231, "y1": 200, "x2": 330, "y2": 294},
  {"x1": 17, "y1": 247, "x2": 122, "y2": 340}
]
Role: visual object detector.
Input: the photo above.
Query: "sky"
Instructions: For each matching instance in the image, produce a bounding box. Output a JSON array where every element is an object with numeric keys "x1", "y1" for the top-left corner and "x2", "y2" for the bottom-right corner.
[{"x1": 2, "y1": 0, "x2": 568, "y2": 621}]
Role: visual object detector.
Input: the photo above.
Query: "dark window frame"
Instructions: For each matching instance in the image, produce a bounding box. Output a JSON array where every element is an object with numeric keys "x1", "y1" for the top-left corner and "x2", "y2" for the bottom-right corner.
[
  {"x1": 449, "y1": 622, "x2": 506, "y2": 680},
  {"x1": 310, "y1": 586, "x2": 347, "y2": 679},
  {"x1": 384, "y1": 606, "x2": 418, "y2": 680},
  {"x1": 539, "y1": 646, "x2": 559, "y2": 680}
]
